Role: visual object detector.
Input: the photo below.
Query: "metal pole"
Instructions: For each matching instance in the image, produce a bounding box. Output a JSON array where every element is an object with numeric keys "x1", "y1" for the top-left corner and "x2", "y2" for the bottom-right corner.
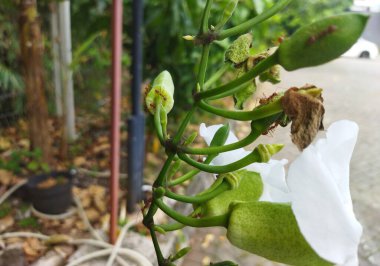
[
  {"x1": 127, "y1": 0, "x2": 145, "y2": 213},
  {"x1": 58, "y1": 0, "x2": 76, "y2": 140},
  {"x1": 109, "y1": 0, "x2": 123, "y2": 244},
  {"x1": 50, "y1": 2, "x2": 62, "y2": 116}
]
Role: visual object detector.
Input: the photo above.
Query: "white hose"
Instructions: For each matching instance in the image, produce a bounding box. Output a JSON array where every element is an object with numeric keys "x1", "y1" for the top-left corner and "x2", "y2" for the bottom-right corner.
[
  {"x1": 66, "y1": 247, "x2": 152, "y2": 266},
  {"x1": 106, "y1": 220, "x2": 139, "y2": 266},
  {"x1": 1, "y1": 233, "x2": 151, "y2": 266},
  {"x1": 0, "y1": 180, "x2": 27, "y2": 205}
]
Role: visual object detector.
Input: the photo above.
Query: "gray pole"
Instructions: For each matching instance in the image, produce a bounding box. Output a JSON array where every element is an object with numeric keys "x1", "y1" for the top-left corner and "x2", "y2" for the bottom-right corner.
[{"x1": 127, "y1": 0, "x2": 145, "y2": 213}]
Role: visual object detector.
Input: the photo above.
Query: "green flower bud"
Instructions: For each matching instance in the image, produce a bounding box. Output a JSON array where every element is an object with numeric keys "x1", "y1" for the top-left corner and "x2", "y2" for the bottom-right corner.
[
  {"x1": 255, "y1": 144, "x2": 284, "y2": 162},
  {"x1": 145, "y1": 70, "x2": 174, "y2": 115},
  {"x1": 225, "y1": 33, "x2": 253, "y2": 65},
  {"x1": 197, "y1": 170, "x2": 263, "y2": 217},
  {"x1": 154, "y1": 186, "x2": 166, "y2": 198},
  {"x1": 227, "y1": 202, "x2": 333, "y2": 266},
  {"x1": 277, "y1": 14, "x2": 368, "y2": 71}
]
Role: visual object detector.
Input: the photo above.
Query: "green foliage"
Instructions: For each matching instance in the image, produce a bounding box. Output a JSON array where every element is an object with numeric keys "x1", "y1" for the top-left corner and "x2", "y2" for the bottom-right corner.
[
  {"x1": 18, "y1": 217, "x2": 40, "y2": 229},
  {"x1": 0, "y1": 148, "x2": 50, "y2": 174},
  {"x1": 0, "y1": 202, "x2": 12, "y2": 219}
]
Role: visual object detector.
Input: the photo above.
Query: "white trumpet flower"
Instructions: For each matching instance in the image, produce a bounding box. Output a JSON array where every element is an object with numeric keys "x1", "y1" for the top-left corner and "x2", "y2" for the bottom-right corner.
[{"x1": 199, "y1": 120, "x2": 362, "y2": 266}]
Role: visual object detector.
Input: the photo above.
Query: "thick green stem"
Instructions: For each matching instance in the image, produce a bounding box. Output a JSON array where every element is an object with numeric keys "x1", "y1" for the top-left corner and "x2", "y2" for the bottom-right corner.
[
  {"x1": 198, "y1": 97, "x2": 283, "y2": 121},
  {"x1": 177, "y1": 149, "x2": 261, "y2": 174},
  {"x1": 217, "y1": 0, "x2": 293, "y2": 40},
  {"x1": 155, "y1": 199, "x2": 228, "y2": 228},
  {"x1": 196, "y1": 53, "x2": 278, "y2": 100},
  {"x1": 164, "y1": 182, "x2": 230, "y2": 204}
]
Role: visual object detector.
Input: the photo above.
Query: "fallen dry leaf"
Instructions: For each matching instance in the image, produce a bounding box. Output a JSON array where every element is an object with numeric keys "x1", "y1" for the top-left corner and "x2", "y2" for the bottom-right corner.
[
  {"x1": 0, "y1": 137, "x2": 11, "y2": 151},
  {"x1": 0, "y1": 169, "x2": 16, "y2": 186},
  {"x1": 73, "y1": 156, "x2": 86, "y2": 167},
  {"x1": 84, "y1": 207, "x2": 100, "y2": 222},
  {"x1": 0, "y1": 215, "x2": 15, "y2": 233}
]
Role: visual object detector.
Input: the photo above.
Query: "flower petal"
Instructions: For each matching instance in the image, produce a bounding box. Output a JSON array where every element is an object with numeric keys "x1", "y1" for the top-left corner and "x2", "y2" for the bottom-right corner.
[
  {"x1": 247, "y1": 159, "x2": 290, "y2": 203},
  {"x1": 288, "y1": 121, "x2": 362, "y2": 265}
]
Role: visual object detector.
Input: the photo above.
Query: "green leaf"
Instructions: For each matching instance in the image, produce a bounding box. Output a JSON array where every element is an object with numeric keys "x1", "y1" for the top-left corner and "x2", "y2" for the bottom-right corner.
[
  {"x1": 170, "y1": 247, "x2": 191, "y2": 262},
  {"x1": 209, "y1": 123, "x2": 230, "y2": 147},
  {"x1": 27, "y1": 161, "x2": 39, "y2": 172},
  {"x1": 277, "y1": 13, "x2": 369, "y2": 70}
]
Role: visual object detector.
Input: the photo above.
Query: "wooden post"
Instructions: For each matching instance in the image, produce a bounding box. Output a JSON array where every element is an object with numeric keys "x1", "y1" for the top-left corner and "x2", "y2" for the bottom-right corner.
[{"x1": 19, "y1": 0, "x2": 51, "y2": 163}]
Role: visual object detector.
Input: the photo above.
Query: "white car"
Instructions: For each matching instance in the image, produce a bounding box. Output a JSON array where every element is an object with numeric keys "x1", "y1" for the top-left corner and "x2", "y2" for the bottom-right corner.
[{"x1": 342, "y1": 38, "x2": 379, "y2": 59}]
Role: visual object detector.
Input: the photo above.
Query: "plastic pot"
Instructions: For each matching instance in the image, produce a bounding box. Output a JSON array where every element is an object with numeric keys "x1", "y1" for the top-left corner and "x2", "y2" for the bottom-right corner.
[{"x1": 26, "y1": 170, "x2": 75, "y2": 214}]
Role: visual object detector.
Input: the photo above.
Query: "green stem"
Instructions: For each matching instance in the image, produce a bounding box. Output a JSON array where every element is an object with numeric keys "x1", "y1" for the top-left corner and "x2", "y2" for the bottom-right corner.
[
  {"x1": 205, "y1": 81, "x2": 251, "y2": 101},
  {"x1": 155, "y1": 207, "x2": 201, "y2": 232},
  {"x1": 196, "y1": 53, "x2": 278, "y2": 100},
  {"x1": 172, "y1": 106, "x2": 197, "y2": 144},
  {"x1": 198, "y1": 44, "x2": 211, "y2": 90},
  {"x1": 181, "y1": 130, "x2": 258, "y2": 155},
  {"x1": 179, "y1": 113, "x2": 282, "y2": 155},
  {"x1": 200, "y1": 0, "x2": 214, "y2": 34},
  {"x1": 149, "y1": 227, "x2": 165, "y2": 265},
  {"x1": 154, "y1": 101, "x2": 165, "y2": 144},
  {"x1": 155, "y1": 199, "x2": 228, "y2": 228},
  {"x1": 167, "y1": 151, "x2": 218, "y2": 186},
  {"x1": 217, "y1": 0, "x2": 293, "y2": 40},
  {"x1": 153, "y1": 153, "x2": 176, "y2": 187},
  {"x1": 160, "y1": 108, "x2": 168, "y2": 140},
  {"x1": 177, "y1": 149, "x2": 261, "y2": 174},
  {"x1": 165, "y1": 182, "x2": 230, "y2": 204},
  {"x1": 168, "y1": 169, "x2": 200, "y2": 187},
  {"x1": 198, "y1": 97, "x2": 283, "y2": 121},
  {"x1": 204, "y1": 64, "x2": 230, "y2": 90},
  {"x1": 156, "y1": 222, "x2": 186, "y2": 232}
]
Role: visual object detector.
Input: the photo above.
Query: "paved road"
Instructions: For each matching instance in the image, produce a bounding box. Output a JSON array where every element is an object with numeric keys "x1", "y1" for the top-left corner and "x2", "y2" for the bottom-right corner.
[{"x1": 182, "y1": 57, "x2": 380, "y2": 265}]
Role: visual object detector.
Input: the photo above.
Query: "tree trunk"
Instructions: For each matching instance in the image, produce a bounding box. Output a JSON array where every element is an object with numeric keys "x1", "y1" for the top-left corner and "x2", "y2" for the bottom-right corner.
[{"x1": 19, "y1": 0, "x2": 51, "y2": 163}]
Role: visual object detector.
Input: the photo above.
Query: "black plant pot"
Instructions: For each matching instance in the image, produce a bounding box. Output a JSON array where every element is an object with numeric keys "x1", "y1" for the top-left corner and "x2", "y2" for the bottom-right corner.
[{"x1": 26, "y1": 170, "x2": 75, "y2": 215}]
